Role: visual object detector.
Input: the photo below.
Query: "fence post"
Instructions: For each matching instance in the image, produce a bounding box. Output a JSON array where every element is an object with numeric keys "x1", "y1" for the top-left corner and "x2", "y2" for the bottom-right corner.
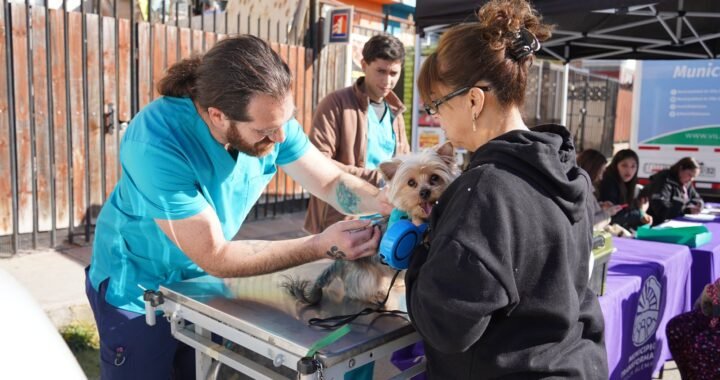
[
  {"x1": 130, "y1": 0, "x2": 137, "y2": 115},
  {"x1": 44, "y1": 0, "x2": 56, "y2": 248},
  {"x1": 3, "y1": 0, "x2": 19, "y2": 253},
  {"x1": 23, "y1": 0, "x2": 40, "y2": 249},
  {"x1": 579, "y1": 73, "x2": 589, "y2": 152}
]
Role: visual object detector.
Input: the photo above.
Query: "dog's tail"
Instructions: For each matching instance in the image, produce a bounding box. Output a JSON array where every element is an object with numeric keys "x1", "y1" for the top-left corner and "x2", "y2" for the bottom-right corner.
[{"x1": 281, "y1": 261, "x2": 344, "y2": 305}]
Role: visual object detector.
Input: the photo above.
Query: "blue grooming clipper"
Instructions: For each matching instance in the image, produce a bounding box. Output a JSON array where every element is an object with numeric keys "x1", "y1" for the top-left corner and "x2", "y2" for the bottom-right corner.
[{"x1": 378, "y1": 210, "x2": 428, "y2": 270}]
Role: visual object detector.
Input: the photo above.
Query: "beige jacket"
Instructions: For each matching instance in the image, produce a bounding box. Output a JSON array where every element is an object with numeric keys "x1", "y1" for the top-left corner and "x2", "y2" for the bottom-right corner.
[{"x1": 304, "y1": 77, "x2": 410, "y2": 234}]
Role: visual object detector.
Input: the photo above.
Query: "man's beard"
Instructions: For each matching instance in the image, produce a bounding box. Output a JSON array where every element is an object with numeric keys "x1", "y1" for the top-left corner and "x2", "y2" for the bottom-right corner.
[{"x1": 227, "y1": 123, "x2": 275, "y2": 157}]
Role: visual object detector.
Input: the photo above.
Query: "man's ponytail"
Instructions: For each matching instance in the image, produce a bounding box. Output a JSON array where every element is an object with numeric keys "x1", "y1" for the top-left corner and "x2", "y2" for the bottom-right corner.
[{"x1": 156, "y1": 56, "x2": 201, "y2": 97}]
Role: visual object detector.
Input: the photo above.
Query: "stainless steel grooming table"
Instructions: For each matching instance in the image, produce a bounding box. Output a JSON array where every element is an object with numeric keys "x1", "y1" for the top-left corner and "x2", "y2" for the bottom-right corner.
[{"x1": 155, "y1": 261, "x2": 425, "y2": 379}]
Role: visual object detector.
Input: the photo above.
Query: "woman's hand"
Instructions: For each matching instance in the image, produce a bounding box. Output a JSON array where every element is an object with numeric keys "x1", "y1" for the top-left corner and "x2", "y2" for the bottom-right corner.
[
  {"x1": 637, "y1": 196, "x2": 650, "y2": 213},
  {"x1": 311, "y1": 219, "x2": 381, "y2": 261},
  {"x1": 686, "y1": 204, "x2": 702, "y2": 215},
  {"x1": 640, "y1": 213, "x2": 653, "y2": 225},
  {"x1": 600, "y1": 201, "x2": 622, "y2": 216}
]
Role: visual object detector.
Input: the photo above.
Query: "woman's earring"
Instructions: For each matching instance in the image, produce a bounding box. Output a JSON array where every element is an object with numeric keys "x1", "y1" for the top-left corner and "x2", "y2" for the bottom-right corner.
[{"x1": 472, "y1": 114, "x2": 478, "y2": 132}]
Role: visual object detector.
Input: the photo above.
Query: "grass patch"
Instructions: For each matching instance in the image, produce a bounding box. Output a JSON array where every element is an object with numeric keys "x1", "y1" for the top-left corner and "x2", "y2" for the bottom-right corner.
[
  {"x1": 60, "y1": 322, "x2": 99, "y2": 351},
  {"x1": 60, "y1": 322, "x2": 100, "y2": 380}
]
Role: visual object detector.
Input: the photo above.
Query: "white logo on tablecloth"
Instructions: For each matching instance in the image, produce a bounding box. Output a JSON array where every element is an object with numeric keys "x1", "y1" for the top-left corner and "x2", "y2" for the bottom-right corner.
[{"x1": 632, "y1": 275, "x2": 662, "y2": 346}]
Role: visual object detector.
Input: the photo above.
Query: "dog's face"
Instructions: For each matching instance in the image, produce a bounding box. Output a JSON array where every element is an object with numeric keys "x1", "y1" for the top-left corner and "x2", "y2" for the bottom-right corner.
[{"x1": 379, "y1": 142, "x2": 460, "y2": 223}]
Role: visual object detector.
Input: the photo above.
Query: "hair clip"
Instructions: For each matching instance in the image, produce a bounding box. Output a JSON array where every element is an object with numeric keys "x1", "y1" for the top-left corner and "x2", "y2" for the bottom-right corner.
[{"x1": 509, "y1": 28, "x2": 540, "y2": 61}]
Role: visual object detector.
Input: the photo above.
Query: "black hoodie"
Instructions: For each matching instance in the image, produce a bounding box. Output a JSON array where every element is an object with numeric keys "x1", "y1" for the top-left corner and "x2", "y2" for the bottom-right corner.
[
  {"x1": 406, "y1": 125, "x2": 608, "y2": 379},
  {"x1": 640, "y1": 169, "x2": 704, "y2": 225}
]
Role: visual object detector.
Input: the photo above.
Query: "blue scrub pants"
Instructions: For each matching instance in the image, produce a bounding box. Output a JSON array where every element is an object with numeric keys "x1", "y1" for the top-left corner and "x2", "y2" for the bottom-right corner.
[{"x1": 85, "y1": 267, "x2": 195, "y2": 380}]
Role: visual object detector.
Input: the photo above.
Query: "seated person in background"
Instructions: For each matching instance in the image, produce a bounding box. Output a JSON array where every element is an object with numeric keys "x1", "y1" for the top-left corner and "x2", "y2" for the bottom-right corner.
[
  {"x1": 666, "y1": 277, "x2": 720, "y2": 380},
  {"x1": 641, "y1": 156, "x2": 704, "y2": 225},
  {"x1": 577, "y1": 149, "x2": 621, "y2": 229},
  {"x1": 598, "y1": 149, "x2": 652, "y2": 231}
]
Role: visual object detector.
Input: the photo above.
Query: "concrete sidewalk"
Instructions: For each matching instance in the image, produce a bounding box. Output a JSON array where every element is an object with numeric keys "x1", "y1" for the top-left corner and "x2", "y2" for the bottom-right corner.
[{"x1": 0, "y1": 211, "x2": 309, "y2": 327}]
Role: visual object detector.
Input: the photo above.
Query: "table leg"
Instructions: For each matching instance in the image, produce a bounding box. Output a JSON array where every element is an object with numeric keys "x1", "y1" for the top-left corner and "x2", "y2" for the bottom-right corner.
[{"x1": 195, "y1": 324, "x2": 214, "y2": 380}]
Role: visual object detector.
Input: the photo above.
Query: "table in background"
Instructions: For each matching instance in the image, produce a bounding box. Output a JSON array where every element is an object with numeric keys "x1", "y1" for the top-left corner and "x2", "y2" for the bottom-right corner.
[
  {"x1": 687, "y1": 222, "x2": 720, "y2": 303},
  {"x1": 599, "y1": 237, "x2": 692, "y2": 380}
]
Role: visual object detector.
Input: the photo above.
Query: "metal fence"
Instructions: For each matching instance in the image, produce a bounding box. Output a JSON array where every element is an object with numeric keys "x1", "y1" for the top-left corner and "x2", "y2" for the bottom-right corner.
[
  {"x1": 566, "y1": 69, "x2": 619, "y2": 156},
  {"x1": 0, "y1": 1, "x2": 316, "y2": 255},
  {"x1": 523, "y1": 62, "x2": 619, "y2": 157}
]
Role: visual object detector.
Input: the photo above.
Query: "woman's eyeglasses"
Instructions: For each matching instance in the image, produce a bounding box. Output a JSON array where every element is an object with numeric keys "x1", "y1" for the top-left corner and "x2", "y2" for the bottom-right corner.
[{"x1": 424, "y1": 86, "x2": 491, "y2": 116}]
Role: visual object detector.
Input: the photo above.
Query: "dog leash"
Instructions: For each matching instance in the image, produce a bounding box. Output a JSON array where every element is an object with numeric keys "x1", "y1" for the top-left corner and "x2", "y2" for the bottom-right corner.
[{"x1": 307, "y1": 270, "x2": 407, "y2": 329}]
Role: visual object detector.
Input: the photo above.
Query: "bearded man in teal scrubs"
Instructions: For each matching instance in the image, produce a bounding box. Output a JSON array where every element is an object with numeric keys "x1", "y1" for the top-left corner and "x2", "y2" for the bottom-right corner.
[{"x1": 85, "y1": 35, "x2": 390, "y2": 380}]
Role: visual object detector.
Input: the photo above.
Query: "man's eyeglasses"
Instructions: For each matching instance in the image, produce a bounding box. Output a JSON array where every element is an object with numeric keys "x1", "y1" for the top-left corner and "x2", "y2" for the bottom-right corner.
[{"x1": 424, "y1": 86, "x2": 491, "y2": 116}]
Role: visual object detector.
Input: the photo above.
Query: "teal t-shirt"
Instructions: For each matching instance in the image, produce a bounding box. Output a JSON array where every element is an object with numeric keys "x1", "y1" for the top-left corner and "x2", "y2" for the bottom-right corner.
[
  {"x1": 88, "y1": 96, "x2": 309, "y2": 313},
  {"x1": 365, "y1": 102, "x2": 396, "y2": 170}
]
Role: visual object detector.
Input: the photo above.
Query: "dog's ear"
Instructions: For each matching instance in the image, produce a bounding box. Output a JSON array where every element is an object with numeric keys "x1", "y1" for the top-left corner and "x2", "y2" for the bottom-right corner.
[
  {"x1": 379, "y1": 159, "x2": 401, "y2": 181},
  {"x1": 434, "y1": 142, "x2": 455, "y2": 165}
]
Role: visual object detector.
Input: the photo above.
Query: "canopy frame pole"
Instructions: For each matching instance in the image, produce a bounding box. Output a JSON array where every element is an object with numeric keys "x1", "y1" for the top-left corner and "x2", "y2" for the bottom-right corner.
[{"x1": 560, "y1": 63, "x2": 569, "y2": 127}]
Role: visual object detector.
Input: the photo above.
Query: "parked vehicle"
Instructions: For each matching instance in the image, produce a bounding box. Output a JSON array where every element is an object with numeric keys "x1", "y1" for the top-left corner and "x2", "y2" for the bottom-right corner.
[{"x1": 631, "y1": 59, "x2": 720, "y2": 196}]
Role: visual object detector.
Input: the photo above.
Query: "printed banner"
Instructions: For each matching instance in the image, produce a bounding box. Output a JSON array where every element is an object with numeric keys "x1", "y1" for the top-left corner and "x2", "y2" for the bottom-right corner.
[{"x1": 637, "y1": 60, "x2": 720, "y2": 145}]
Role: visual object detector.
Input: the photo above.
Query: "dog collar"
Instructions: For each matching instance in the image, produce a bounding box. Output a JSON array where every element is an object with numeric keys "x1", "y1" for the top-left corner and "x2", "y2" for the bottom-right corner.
[{"x1": 387, "y1": 208, "x2": 409, "y2": 229}]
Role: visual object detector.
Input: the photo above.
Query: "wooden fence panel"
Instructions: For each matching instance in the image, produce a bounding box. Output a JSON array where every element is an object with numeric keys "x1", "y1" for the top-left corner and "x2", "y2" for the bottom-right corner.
[
  {"x1": 49, "y1": 9, "x2": 69, "y2": 229},
  {"x1": 303, "y1": 48, "x2": 313, "y2": 135},
  {"x1": 31, "y1": 7, "x2": 52, "y2": 232},
  {"x1": 264, "y1": 42, "x2": 281, "y2": 196},
  {"x1": 212, "y1": 13, "x2": 227, "y2": 34},
  {"x1": 137, "y1": 22, "x2": 151, "y2": 108},
  {"x1": 288, "y1": 45, "x2": 301, "y2": 194},
  {"x1": 179, "y1": 27, "x2": 191, "y2": 59},
  {"x1": 117, "y1": 19, "x2": 131, "y2": 127},
  {"x1": 202, "y1": 13, "x2": 213, "y2": 32},
  {"x1": 0, "y1": 3, "x2": 11, "y2": 234},
  {"x1": 204, "y1": 31, "x2": 216, "y2": 50},
  {"x1": 192, "y1": 29, "x2": 203, "y2": 55},
  {"x1": 190, "y1": 14, "x2": 201, "y2": 30},
  {"x1": 86, "y1": 13, "x2": 103, "y2": 208},
  {"x1": 166, "y1": 25, "x2": 178, "y2": 68},
  {"x1": 1, "y1": 7, "x2": 319, "y2": 244},
  {"x1": 68, "y1": 11, "x2": 87, "y2": 227},
  {"x1": 103, "y1": 17, "x2": 118, "y2": 196},
  {"x1": 152, "y1": 23, "x2": 166, "y2": 100},
  {"x1": 11, "y1": 4, "x2": 32, "y2": 233}
]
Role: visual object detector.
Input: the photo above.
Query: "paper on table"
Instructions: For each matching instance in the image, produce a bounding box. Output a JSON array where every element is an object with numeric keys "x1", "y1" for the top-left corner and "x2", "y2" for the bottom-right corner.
[
  {"x1": 702, "y1": 207, "x2": 720, "y2": 214},
  {"x1": 683, "y1": 214, "x2": 716, "y2": 222},
  {"x1": 657, "y1": 220, "x2": 704, "y2": 228}
]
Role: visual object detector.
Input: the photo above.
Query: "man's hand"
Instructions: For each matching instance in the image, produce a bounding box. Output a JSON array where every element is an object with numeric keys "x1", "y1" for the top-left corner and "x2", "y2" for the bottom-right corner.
[{"x1": 310, "y1": 219, "x2": 381, "y2": 261}]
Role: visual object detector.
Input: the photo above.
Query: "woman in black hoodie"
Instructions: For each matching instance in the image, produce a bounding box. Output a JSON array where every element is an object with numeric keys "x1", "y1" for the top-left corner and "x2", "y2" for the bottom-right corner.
[
  {"x1": 406, "y1": 0, "x2": 608, "y2": 378},
  {"x1": 641, "y1": 156, "x2": 704, "y2": 224}
]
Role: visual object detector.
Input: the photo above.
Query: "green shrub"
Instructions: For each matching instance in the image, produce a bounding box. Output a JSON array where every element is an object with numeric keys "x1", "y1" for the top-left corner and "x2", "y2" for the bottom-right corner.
[{"x1": 60, "y1": 322, "x2": 99, "y2": 352}]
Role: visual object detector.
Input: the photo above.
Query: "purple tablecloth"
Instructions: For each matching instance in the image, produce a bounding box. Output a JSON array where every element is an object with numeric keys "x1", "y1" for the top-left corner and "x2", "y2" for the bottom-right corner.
[
  {"x1": 688, "y1": 222, "x2": 720, "y2": 303},
  {"x1": 599, "y1": 237, "x2": 692, "y2": 380}
]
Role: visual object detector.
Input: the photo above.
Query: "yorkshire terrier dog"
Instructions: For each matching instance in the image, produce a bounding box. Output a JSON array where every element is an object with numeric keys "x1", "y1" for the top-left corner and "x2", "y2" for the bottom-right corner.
[{"x1": 283, "y1": 142, "x2": 460, "y2": 305}]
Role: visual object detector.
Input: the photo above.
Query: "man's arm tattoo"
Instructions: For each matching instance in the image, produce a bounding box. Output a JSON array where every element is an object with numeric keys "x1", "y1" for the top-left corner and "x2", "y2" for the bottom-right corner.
[
  {"x1": 326, "y1": 246, "x2": 346, "y2": 260},
  {"x1": 336, "y1": 181, "x2": 360, "y2": 214}
]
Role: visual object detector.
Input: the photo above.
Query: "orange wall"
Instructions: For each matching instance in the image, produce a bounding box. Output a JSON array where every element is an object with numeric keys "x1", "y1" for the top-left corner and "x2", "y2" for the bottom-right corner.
[
  {"x1": 614, "y1": 87, "x2": 632, "y2": 143},
  {"x1": 342, "y1": 0, "x2": 395, "y2": 13}
]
